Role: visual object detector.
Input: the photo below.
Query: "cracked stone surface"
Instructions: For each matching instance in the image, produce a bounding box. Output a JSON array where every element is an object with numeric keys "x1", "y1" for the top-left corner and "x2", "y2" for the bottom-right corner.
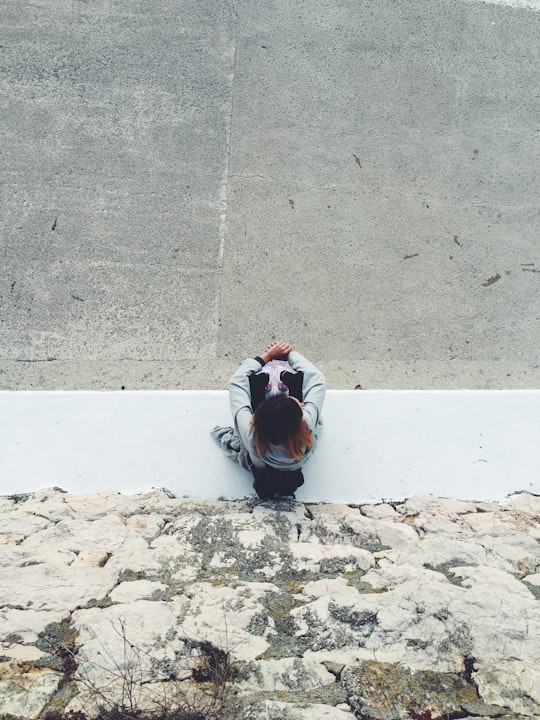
[{"x1": 0, "y1": 488, "x2": 538, "y2": 719}]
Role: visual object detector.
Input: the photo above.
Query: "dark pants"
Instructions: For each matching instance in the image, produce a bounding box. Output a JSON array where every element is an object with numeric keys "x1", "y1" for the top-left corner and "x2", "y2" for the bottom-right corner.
[
  {"x1": 251, "y1": 464, "x2": 304, "y2": 499},
  {"x1": 248, "y1": 367, "x2": 305, "y2": 499},
  {"x1": 248, "y1": 370, "x2": 304, "y2": 411}
]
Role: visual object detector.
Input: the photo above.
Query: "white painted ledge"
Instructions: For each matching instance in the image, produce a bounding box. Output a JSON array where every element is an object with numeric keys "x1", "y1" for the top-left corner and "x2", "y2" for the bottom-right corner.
[{"x1": 0, "y1": 390, "x2": 538, "y2": 503}]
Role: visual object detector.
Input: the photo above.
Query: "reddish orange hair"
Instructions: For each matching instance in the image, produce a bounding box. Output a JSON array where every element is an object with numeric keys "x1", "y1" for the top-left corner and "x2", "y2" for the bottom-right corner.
[{"x1": 252, "y1": 395, "x2": 313, "y2": 460}]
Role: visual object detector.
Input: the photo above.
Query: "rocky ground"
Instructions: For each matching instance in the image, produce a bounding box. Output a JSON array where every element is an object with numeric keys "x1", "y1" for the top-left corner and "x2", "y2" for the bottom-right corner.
[{"x1": 0, "y1": 488, "x2": 539, "y2": 720}]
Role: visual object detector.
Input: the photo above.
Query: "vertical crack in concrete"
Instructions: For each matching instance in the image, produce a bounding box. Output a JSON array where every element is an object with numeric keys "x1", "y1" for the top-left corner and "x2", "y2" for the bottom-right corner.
[{"x1": 214, "y1": 0, "x2": 240, "y2": 352}]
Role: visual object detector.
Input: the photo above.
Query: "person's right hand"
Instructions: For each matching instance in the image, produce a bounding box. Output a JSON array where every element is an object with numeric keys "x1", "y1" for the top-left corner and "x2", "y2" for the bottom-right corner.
[{"x1": 261, "y1": 341, "x2": 292, "y2": 362}]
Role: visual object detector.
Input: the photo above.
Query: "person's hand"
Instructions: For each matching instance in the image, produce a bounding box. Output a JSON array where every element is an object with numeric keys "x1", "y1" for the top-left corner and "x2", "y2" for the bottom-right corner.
[{"x1": 260, "y1": 341, "x2": 292, "y2": 363}]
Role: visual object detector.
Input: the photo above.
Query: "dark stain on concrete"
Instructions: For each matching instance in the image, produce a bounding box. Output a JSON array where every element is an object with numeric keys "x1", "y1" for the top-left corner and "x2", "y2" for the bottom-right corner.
[{"x1": 482, "y1": 274, "x2": 501, "y2": 287}]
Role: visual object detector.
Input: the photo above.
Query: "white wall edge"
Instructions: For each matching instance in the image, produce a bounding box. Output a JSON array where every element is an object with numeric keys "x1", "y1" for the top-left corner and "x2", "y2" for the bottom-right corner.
[{"x1": 1, "y1": 389, "x2": 539, "y2": 503}]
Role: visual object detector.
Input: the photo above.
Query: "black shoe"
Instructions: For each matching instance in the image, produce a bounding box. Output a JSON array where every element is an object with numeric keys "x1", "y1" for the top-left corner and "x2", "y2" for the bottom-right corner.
[
  {"x1": 280, "y1": 370, "x2": 304, "y2": 402},
  {"x1": 249, "y1": 372, "x2": 270, "y2": 410}
]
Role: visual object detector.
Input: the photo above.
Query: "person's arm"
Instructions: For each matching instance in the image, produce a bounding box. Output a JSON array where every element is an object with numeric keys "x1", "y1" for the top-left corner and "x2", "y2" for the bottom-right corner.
[
  {"x1": 229, "y1": 357, "x2": 263, "y2": 449},
  {"x1": 288, "y1": 351, "x2": 326, "y2": 431}
]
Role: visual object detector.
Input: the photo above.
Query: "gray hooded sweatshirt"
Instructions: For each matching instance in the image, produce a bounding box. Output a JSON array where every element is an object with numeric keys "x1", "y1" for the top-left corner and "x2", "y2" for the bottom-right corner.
[{"x1": 229, "y1": 351, "x2": 326, "y2": 470}]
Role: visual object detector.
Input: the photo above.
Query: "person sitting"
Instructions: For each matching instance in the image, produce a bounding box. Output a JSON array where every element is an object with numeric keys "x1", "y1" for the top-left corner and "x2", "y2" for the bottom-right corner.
[{"x1": 211, "y1": 341, "x2": 326, "y2": 499}]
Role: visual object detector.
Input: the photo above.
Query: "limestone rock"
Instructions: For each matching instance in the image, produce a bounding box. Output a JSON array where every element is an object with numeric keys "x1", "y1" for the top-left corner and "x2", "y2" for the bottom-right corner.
[
  {"x1": 372, "y1": 519, "x2": 420, "y2": 548},
  {"x1": 0, "y1": 496, "x2": 15, "y2": 512},
  {"x1": 474, "y1": 501, "x2": 502, "y2": 512},
  {"x1": 66, "y1": 678, "x2": 204, "y2": 717},
  {"x1": 299, "y1": 507, "x2": 381, "y2": 552},
  {"x1": 0, "y1": 644, "x2": 46, "y2": 661},
  {"x1": 180, "y1": 581, "x2": 278, "y2": 661},
  {"x1": 304, "y1": 648, "x2": 371, "y2": 668},
  {"x1": 288, "y1": 541, "x2": 373, "y2": 574},
  {"x1": 71, "y1": 549, "x2": 110, "y2": 567},
  {"x1": 0, "y1": 532, "x2": 23, "y2": 545},
  {"x1": 20, "y1": 515, "x2": 151, "y2": 556},
  {"x1": 0, "y1": 666, "x2": 62, "y2": 719},
  {"x1": 308, "y1": 504, "x2": 363, "y2": 519},
  {"x1": 236, "y1": 657, "x2": 335, "y2": 692},
  {"x1": 1, "y1": 490, "x2": 539, "y2": 719},
  {"x1": 386, "y1": 536, "x2": 491, "y2": 571},
  {"x1": 476, "y1": 533, "x2": 540, "y2": 574},
  {"x1": 360, "y1": 503, "x2": 399, "y2": 519},
  {"x1": 106, "y1": 546, "x2": 164, "y2": 575},
  {"x1": 0, "y1": 540, "x2": 77, "y2": 568},
  {"x1": 0, "y1": 608, "x2": 70, "y2": 644},
  {"x1": 241, "y1": 700, "x2": 355, "y2": 720},
  {"x1": 462, "y1": 700, "x2": 511, "y2": 717},
  {"x1": 295, "y1": 570, "x2": 470, "y2": 675},
  {"x1": 398, "y1": 508, "x2": 473, "y2": 536},
  {"x1": 362, "y1": 560, "x2": 453, "y2": 591},
  {"x1": 2, "y1": 511, "x2": 52, "y2": 537},
  {"x1": 18, "y1": 487, "x2": 197, "y2": 521},
  {"x1": 72, "y1": 600, "x2": 190, "y2": 690},
  {"x1": 169, "y1": 511, "x2": 297, "y2": 580},
  {"x1": 141, "y1": 530, "x2": 201, "y2": 579},
  {"x1": 123, "y1": 512, "x2": 166, "y2": 540},
  {"x1": 474, "y1": 659, "x2": 540, "y2": 716},
  {"x1": 18, "y1": 488, "x2": 126, "y2": 521},
  {"x1": 300, "y1": 577, "x2": 367, "y2": 602},
  {"x1": 342, "y1": 661, "x2": 478, "y2": 719},
  {"x1": 363, "y1": 577, "x2": 467, "y2": 672},
  {"x1": 506, "y1": 492, "x2": 540, "y2": 515},
  {"x1": 447, "y1": 566, "x2": 540, "y2": 712},
  {"x1": 463, "y1": 510, "x2": 534, "y2": 536},
  {"x1": 291, "y1": 578, "x2": 381, "y2": 655},
  {"x1": 398, "y1": 494, "x2": 478, "y2": 515},
  {"x1": 252, "y1": 499, "x2": 311, "y2": 527},
  {"x1": 109, "y1": 579, "x2": 167, "y2": 603},
  {"x1": 0, "y1": 563, "x2": 119, "y2": 612}
]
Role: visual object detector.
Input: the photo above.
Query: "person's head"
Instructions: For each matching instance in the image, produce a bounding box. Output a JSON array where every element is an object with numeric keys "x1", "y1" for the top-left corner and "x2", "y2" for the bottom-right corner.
[{"x1": 251, "y1": 394, "x2": 312, "y2": 460}]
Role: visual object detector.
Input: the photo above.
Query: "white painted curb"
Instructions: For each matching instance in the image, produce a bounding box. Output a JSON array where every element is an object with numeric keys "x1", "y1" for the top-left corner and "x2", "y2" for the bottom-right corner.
[{"x1": 1, "y1": 390, "x2": 538, "y2": 503}]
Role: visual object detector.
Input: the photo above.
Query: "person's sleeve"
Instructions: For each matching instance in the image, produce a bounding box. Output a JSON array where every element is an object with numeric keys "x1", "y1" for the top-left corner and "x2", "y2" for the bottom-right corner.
[
  {"x1": 228, "y1": 357, "x2": 263, "y2": 450},
  {"x1": 288, "y1": 351, "x2": 326, "y2": 432}
]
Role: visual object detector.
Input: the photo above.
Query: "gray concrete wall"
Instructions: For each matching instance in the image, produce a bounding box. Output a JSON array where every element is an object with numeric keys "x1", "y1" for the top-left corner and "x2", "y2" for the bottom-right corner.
[{"x1": 1, "y1": 0, "x2": 539, "y2": 390}]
